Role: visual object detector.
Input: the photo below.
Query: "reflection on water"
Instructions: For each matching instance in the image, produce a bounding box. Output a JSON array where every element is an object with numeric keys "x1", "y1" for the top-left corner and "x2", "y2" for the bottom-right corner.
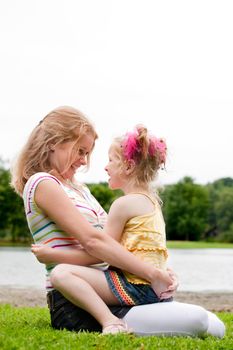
[
  {"x1": 0, "y1": 247, "x2": 233, "y2": 292},
  {"x1": 0, "y1": 247, "x2": 45, "y2": 289},
  {"x1": 167, "y1": 249, "x2": 233, "y2": 292}
]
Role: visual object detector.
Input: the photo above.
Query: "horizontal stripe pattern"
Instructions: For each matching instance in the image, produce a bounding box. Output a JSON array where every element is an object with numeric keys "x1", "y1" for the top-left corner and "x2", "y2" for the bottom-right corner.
[{"x1": 23, "y1": 172, "x2": 107, "y2": 291}]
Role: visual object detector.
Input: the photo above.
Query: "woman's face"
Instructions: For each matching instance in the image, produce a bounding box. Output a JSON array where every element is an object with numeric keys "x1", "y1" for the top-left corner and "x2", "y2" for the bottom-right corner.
[{"x1": 50, "y1": 133, "x2": 95, "y2": 180}]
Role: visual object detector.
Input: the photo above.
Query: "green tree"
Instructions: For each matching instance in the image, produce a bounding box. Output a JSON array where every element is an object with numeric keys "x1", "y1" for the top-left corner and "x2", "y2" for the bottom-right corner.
[
  {"x1": 87, "y1": 182, "x2": 122, "y2": 212},
  {"x1": 218, "y1": 223, "x2": 233, "y2": 243},
  {"x1": 215, "y1": 188, "x2": 233, "y2": 232},
  {"x1": 0, "y1": 164, "x2": 10, "y2": 237},
  {"x1": 205, "y1": 178, "x2": 233, "y2": 242},
  {"x1": 211, "y1": 177, "x2": 233, "y2": 190},
  {"x1": 162, "y1": 177, "x2": 209, "y2": 241},
  {"x1": 0, "y1": 160, "x2": 30, "y2": 242}
]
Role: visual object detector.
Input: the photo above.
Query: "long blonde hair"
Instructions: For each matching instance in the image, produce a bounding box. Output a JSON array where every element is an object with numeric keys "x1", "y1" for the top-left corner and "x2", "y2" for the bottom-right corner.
[{"x1": 11, "y1": 106, "x2": 98, "y2": 195}]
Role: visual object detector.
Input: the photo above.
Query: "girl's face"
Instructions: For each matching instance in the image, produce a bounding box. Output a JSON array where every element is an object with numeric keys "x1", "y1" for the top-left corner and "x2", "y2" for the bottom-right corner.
[
  {"x1": 105, "y1": 146, "x2": 126, "y2": 190},
  {"x1": 50, "y1": 133, "x2": 95, "y2": 180}
]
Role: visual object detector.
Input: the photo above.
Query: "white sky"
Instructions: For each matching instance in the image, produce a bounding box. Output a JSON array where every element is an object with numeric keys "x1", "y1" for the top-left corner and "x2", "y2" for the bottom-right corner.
[{"x1": 0, "y1": 0, "x2": 232, "y2": 185}]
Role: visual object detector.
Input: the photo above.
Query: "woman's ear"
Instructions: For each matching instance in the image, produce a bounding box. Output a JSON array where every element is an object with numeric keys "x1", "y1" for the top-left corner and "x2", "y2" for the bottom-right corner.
[{"x1": 125, "y1": 159, "x2": 136, "y2": 175}]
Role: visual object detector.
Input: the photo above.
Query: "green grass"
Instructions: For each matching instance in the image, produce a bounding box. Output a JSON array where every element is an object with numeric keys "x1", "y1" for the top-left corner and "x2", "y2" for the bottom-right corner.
[
  {"x1": 0, "y1": 305, "x2": 232, "y2": 350},
  {"x1": 167, "y1": 241, "x2": 233, "y2": 249},
  {"x1": 2, "y1": 240, "x2": 233, "y2": 249}
]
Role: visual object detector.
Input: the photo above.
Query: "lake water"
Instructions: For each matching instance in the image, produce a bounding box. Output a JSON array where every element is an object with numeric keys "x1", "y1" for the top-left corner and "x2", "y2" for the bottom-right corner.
[{"x1": 0, "y1": 247, "x2": 233, "y2": 292}]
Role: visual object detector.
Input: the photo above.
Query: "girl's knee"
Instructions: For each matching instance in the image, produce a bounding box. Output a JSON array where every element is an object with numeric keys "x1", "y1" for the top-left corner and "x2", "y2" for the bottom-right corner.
[{"x1": 50, "y1": 264, "x2": 70, "y2": 287}]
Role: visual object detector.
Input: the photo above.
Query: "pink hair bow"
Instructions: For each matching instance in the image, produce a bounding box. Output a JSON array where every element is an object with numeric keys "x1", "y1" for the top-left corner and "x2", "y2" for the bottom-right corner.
[
  {"x1": 122, "y1": 130, "x2": 139, "y2": 161},
  {"x1": 149, "y1": 137, "x2": 167, "y2": 164}
]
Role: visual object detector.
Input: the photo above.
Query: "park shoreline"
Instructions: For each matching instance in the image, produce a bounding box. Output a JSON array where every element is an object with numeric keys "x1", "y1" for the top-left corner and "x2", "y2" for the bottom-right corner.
[{"x1": 0, "y1": 286, "x2": 232, "y2": 312}]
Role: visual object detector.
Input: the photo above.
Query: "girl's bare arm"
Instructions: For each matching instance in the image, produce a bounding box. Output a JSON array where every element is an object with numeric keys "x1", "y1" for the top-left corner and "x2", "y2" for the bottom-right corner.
[
  {"x1": 31, "y1": 244, "x2": 102, "y2": 265},
  {"x1": 102, "y1": 197, "x2": 130, "y2": 241}
]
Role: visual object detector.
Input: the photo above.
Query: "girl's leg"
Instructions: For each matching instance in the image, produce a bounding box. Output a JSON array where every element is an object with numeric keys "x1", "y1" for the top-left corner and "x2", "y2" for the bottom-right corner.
[
  {"x1": 206, "y1": 311, "x2": 225, "y2": 338},
  {"x1": 123, "y1": 301, "x2": 209, "y2": 336},
  {"x1": 50, "y1": 263, "x2": 127, "y2": 331}
]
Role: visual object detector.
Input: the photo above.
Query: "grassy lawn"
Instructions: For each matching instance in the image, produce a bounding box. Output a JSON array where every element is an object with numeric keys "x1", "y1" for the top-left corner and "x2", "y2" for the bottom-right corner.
[
  {"x1": 1, "y1": 240, "x2": 233, "y2": 249},
  {"x1": 167, "y1": 241, "x2": 233, "y2": 249},
  {"x1": 0, "y1": 305, "x2": 232, "y2": 350}
]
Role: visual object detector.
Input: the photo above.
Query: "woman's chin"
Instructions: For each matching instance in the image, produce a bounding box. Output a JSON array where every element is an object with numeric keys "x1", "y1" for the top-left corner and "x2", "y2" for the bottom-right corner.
[{"x1": 63, "y1": 170, "x2": 76, "y2": 181}]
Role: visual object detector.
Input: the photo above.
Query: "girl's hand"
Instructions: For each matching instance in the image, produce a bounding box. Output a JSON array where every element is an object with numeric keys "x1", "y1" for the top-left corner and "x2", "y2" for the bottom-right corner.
[
  {"x1": 31, "y1": 244, "x2": 54, "y2": 264},
  {"x1": 159, "y1": 268, "x2": 179, "y2": 299},
  {"x1": 151, "y1": 269, "x2": 174, "y2": 299}
]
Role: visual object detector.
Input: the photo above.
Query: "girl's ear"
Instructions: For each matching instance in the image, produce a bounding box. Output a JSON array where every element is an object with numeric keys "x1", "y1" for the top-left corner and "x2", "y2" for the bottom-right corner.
[{"x1": 125, "y1": 159, "x2": 136, "y2": 175}]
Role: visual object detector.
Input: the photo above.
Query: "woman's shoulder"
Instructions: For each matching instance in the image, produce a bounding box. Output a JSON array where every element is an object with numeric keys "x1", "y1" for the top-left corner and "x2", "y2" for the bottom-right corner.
[
  {"x1": 23, "y1": 172, "x2": 61, "y2": 196},
  {"x1": 28, "y1": 172, "x2": 61, "y2": 184}
]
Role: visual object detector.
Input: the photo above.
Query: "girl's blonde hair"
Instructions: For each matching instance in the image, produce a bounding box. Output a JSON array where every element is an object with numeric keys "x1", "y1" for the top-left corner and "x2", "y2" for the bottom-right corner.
[
  {"x1": 112, "y1": 125, "x2": 166, "y2": 186},
  {"x1": 11, "y1": 106, "x2": 98, "y2": 195}
]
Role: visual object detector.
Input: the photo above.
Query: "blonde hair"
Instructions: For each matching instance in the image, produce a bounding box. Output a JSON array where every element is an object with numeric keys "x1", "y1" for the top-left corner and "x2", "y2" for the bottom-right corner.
[
  {"x1": 112, "y1": 125, "x2": 166, "y2": 186},
  {"x1": 11, "y1": 106, "x2": 98, "y2": 195}
]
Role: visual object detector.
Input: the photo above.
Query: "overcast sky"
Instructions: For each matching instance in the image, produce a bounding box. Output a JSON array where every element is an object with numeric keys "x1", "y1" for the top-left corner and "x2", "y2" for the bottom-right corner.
[{"x1": 0, "y1": 0, "x2": 232, "y2": 186}]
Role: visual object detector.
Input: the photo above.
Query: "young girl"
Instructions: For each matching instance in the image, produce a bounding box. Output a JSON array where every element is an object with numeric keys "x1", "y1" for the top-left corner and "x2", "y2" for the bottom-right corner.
[
  {"x1": 103, "y1": 125, "x2": 170, "y2": 307},
  {"x1": 33, "y1": 124, "x2": 173, "y2": 334}
]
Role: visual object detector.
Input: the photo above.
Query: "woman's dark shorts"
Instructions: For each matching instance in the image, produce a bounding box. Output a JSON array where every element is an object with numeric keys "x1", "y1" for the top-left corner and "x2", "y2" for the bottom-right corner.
[{"x1": 47, "y1": 289, "x2": 132, "y2": 332}]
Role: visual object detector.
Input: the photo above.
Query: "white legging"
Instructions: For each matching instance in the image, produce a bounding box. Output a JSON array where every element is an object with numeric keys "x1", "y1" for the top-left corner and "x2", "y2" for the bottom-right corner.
[{"x1": 123, "y1": 301, "x2": 225, "y2": 338}]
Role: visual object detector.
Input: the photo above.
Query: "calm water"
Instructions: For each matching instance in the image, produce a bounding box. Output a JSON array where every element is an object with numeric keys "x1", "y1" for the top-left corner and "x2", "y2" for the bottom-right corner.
[{"x1": 0, "y1": 247, "x2": 233, "y2": 292}]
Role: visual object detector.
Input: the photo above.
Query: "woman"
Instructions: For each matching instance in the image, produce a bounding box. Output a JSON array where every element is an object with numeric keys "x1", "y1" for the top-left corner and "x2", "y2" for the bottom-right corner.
[{"x1": 11, "y1": 106, "x2": 225, "y2": 337}]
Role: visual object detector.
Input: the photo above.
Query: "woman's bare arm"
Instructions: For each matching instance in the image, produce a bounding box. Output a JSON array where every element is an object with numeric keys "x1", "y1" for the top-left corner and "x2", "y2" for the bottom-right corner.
[
  {"x1": 35, "y1": 179, "x2": 177, "y2": 295},
  {"x1": 35, "y1": 180, "x2": 159, "y2": 281}
]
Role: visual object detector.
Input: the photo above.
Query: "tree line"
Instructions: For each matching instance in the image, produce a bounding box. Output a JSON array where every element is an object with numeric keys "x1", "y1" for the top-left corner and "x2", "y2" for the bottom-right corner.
[{"x1": 0, "y1": 160, "x2": 232, "y2": 243}]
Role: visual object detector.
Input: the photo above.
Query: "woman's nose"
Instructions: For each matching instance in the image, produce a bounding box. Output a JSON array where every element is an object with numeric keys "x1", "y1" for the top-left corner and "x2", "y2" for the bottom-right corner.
[{"x1": 80, "y1": 155, "x2": 87, "y2": 165}]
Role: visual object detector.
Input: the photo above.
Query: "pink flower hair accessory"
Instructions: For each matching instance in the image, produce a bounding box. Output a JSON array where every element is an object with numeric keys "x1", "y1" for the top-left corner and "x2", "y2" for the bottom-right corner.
[
  {"x1": 122, "y1": 130, "x2": 139, "y2": 161},
  {"x1": 149, "y1": 137, "x2": 167, "y2": 164}
]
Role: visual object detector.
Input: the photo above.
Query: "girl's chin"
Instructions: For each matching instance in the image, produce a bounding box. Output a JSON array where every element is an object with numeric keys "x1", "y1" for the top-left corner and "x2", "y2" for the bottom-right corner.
[
  {"x1": 108, "y1": 181, "x2": 118, "y2": 190},
  {"x1": 108, "y1": 180, "x2": 113, "y2": 189}
]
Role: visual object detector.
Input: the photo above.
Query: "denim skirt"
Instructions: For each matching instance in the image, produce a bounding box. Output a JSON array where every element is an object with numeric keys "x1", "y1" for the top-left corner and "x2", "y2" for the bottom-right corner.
[{"x1": 104, "y1": 267, "x2": 168, "y2": 306}]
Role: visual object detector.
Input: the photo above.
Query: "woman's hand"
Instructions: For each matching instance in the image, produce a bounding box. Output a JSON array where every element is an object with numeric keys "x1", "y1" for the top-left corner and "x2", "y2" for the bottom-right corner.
[{"x1": 31, "y1": 244, "x2": 54, "y2": 264}]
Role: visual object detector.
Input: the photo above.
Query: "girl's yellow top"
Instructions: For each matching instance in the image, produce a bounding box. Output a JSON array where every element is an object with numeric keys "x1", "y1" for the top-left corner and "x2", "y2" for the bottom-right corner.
[{"x1": 120, "y1": 193, "x2": 168, "y2": 284}]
